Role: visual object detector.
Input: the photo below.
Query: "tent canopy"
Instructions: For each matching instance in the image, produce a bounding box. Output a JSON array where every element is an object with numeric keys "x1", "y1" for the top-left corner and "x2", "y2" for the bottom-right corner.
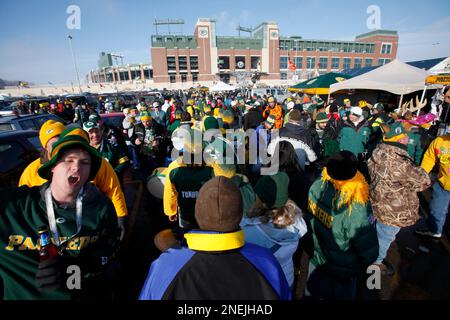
[
  {"x1": 427, "y1": 56, "x2": 450, "y2": 75},
  {"x1": 288, "y1": 72, "x2": 351, "y2": 95},
  {"x1": 210, "y1": 81, "x2": 236, "y2": 92},
  {"x1": 425, "y1": 56, "x2": 450, "y2": 85},
  {"x1": 330, "y1": 59, "x2": 433, "y2": 95}
]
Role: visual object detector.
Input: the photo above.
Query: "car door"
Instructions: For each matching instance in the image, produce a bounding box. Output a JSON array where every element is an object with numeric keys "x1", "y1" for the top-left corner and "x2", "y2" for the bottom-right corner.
[{"x1": 0, "y1": 138, "x2": 39, "y2": 187}]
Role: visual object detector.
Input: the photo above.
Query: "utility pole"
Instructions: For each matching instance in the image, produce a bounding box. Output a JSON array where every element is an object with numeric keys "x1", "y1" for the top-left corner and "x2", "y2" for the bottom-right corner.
[{"x1": 67, "y1": 34, "x2": 82, "y2": 93}]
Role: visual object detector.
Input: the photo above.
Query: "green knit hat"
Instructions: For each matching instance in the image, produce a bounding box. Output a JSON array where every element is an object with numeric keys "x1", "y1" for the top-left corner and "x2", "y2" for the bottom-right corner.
[
  {"x1": 316, "y1": 112, "x2": 328, "y2": 123},
  {"x1": 314, "y1": 96, "x2": 324, "y2": 106},
  {"x1": 38, "y1": 127, "x2": 102, "y2": 182},
  {"x1": 254, "y1": 172, "x2": 289, "y2": 209},
  {"x1": 203, "y1": 116, "x2": 219, "y2": 131}
]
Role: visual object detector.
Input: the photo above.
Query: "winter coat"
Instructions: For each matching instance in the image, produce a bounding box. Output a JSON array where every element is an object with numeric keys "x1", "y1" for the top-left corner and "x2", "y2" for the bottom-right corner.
[
  {"x1": 243, "y1": 107, "x2": 264, "y2": 130},
  {"x1": 241, "y1": 200, "x2": 307, "y2": 288},
  {"x1": 262, "y1": 104, "x2": 283, "y2": 129},
  {"x1": 338, "y1": 120, "x2": 371, "y2": 157},
  {"x1": 269, "y1": 123, "x2": 319, "y2": 169},
  {"x1": 421, "y1": 134, "x2": 450, "y2": 191},
  {"x1": 139, "y1": 230, "x2": 291, "y2": 300},
  {"x1": 368, "y1": 142, "x2": 431, "y2": 227},
  {"x1": 307, "y1": 169, "x2": 378, "y2": 280}
]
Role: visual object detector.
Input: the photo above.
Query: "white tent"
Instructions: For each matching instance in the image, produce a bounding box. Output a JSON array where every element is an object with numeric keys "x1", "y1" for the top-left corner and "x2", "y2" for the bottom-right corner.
[
  {"x1": 428, "y1": 56, "x2": 450, "y2": 75},
  {"x1": 330, "y1": 59, "x2": 434, "y2": 95},
  {"x1": 210, "y1": 81, "x2": 236, "y2": 92}
]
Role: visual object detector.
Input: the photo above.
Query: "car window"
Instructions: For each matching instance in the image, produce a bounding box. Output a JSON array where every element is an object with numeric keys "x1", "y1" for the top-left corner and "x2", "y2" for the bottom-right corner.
[
  {"x1": 34, "y1": 116, "x2": 50, "y2": 130},
  {"x1": 27, "y1": 136, "x2": 43, "y2": 151},
  {"x1": 34, "y1": 116, "x2": 58, "y2": 130},
  {"x1": 0, "y1": 123, "x2": 13, "y2": 131},
  {"x1": 103, "y1": 116, "x2": 124, "y2": 129},
  {"x1": 0, "y1": 140, "x2": 40, "y2": 187},
  {"x1": 17, "y1": 119, "x2": 36, "y2": 130},
  {"x1": 0, "y1": 142, "x2": 26, "y2": 172}
]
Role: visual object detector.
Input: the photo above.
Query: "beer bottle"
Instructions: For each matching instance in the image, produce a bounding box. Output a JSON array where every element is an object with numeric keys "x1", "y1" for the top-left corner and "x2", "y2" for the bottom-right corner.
[{"x1": 38, "y1": 226, "x2": 59, "y2": 261}]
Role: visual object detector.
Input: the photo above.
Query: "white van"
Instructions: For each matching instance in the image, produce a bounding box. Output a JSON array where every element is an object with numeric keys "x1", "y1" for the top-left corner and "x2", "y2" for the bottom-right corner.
[{"x1": 250, "y1": 87, "x2": 288, "y2": 103}]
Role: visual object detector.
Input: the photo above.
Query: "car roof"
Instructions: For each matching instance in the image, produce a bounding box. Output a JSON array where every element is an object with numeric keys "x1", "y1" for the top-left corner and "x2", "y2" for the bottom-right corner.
[
  {"x1": 0, "y1": 113, "x2": 57, "y2": 122},
  {"x1": 0, "y1": 129, "x2": 39, "y2": 138},
  {"x1": 100, "y1": 112, "x2": 124, "y2": 117}
]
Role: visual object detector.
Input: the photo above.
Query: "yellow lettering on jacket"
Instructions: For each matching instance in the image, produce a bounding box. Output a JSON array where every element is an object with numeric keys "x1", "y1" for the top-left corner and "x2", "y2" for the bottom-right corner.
[
  {"x1": 4, "y1": 235, "x2": 97, "y2": 251},
  {"x1": 78, "y1": 236, "x2": 90, "y2": 250},
  {"x1": 67, "y1": 238, "x2": 80, "y2": 251},
  {"x1": 18, "y1": 237, "x2": 38, "y2": 251},
  {"x1": 5, "y1": 235, "x2": 24, "y2": 251},
  {"x1": 308, "y1": 199, "x2": 334, "y2": 228}
]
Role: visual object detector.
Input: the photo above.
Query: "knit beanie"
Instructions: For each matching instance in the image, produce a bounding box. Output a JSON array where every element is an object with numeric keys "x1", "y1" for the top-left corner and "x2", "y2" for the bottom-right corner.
[
  {"x1": 195, "y1": 176, "x2": 243, "y2": 232},
  {"x1": 254, "y1": 172, "x2": 289, "y2": 209},
  {"x1": 39, "y1": 120, "x2": 66, "y2": 149},
  {"x1": 289, "y1": 109, "x2": 301, "y2": 122},
  {"x1": 316, "y1": 112, "x2": 328, "y2": 123},
  {"x1": 203, "y1": 116, "x2": 219, "y2": 131}
]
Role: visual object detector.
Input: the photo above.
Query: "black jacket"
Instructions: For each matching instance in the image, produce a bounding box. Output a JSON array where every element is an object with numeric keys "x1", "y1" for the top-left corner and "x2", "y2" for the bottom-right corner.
[
  {"x1": 280, "y1": 123, "x2": 321, "y2": 156},
  {"x1": 243, "y1": 108, "x2": 264, "y2": 130}
]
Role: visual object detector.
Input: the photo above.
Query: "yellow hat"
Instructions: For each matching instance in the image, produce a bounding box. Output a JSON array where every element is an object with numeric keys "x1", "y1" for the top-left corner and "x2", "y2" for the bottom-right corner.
[
  {"x1": 344, "y1": 98, "x2": 351, "y2": 104},
  {"x1": 268, "y1": 97, "x2": 275, "y2": 103},
  {"x1": 39, "y1": 120, "x2": 66, "y2": 149},
  {"x1": 140, "y1": 111, "x2": 152, "y2": 121},
  {"x1": 358, "y1": 100, "x2": 368, "y2": 108}
]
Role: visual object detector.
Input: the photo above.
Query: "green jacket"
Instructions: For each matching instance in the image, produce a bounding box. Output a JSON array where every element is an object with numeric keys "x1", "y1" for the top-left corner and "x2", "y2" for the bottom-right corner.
[
  {"x1": 307, "y1": 173, "x2": 378, "y2": 279},
  {"x1": 168, "y1": 120, "x2": 181, "y2": 136},
  {"x1": 0, "y1": 184, "x2": 120, "y2": 300},
  {"x1": 407, "y1": 129, "x2": 424, "y2": 166},
  {"x1": 97, "y1": 139, "x2": 129, "y2": 176},
  {"x1": 338, "y1": 120, "x2": 371, "y2": 157},
  {"x1": 169, "y1": 165, "x2": 214, "y2": 229}
]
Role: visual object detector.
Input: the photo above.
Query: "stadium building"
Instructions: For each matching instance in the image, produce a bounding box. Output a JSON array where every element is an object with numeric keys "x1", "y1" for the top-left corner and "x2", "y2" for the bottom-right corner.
[
  {"x1": 151, "y1": 18, "x2": 398, "y2": 85},
  {"x1": 89, "y1": 18, "x2": 398, "y2": 87}
]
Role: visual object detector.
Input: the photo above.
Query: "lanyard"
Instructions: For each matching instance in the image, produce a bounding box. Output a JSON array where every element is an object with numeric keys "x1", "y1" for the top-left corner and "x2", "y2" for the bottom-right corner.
[
  {"x1": 44, "y1": 186, "x2": 83, "y2": 247},
  {"x1": 98, "y1": 140, "x2": 104, "y2": 154}
]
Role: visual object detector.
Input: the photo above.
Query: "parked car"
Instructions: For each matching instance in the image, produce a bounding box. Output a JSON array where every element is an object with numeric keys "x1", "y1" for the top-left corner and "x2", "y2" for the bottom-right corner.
[
  {"x1": 250, "y1": 87, "x2": 288, "y2": 102},
  {"x1": 100, "y1": 112, "x2": 125, "y2": 129},
  {"x1": 0, "y1": 104, "x2": 17, "y2": 116},
  {"x1": 65, "y1": 94, "x2": 98, "y2": 106},
  {"x1": 0, "y1": 130, "x2": 41, "y2": 187},
  {"x1": 0, "y1": 113, "x2": 66, "y2": 131}
]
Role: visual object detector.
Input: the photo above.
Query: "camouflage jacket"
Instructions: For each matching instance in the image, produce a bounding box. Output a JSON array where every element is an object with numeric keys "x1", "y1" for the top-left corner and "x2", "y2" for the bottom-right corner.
[{"x1": 368, "y1": 142, "x2": 431, "y2": 227}]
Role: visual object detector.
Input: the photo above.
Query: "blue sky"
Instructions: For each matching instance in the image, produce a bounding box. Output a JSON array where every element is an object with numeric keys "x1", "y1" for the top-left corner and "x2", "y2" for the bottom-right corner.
[{"x1": 1, "y1": 0, "x2": 449, "y2": 84}]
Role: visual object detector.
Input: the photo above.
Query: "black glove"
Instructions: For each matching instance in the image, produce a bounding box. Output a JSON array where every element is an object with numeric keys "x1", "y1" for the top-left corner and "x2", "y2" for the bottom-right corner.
[
  {"x1": 265, "y1": 109, "x2": 270, "y2": 116},
  {"x1": 35, "y1": 256, "x2": 63, "y2": 292}
]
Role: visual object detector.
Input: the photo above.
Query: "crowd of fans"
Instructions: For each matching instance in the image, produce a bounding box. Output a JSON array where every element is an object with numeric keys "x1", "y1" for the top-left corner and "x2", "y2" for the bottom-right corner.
[{"x1": 1, "y1": 85, "x2": 449, "y2": 300}]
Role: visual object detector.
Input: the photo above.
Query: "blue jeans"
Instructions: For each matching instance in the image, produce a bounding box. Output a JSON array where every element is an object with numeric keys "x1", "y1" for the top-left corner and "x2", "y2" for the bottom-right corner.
[
  {"x1": 374, "y1": 222, "x2": 400, "y2": 265},
  {"x1": 128, "y1": 144, "x2": 140, "y2": 169},
  {"x1": 427, "y1": 182, "x2": 450, "y2": 235}
]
